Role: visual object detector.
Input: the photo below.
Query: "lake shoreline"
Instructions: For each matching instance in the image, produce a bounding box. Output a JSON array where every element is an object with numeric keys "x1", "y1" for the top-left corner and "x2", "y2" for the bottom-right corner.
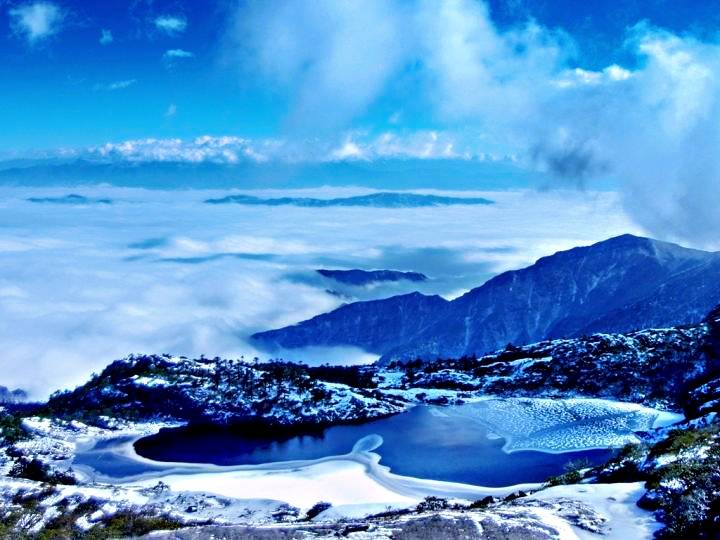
[{"x1": 68, "y1": 397, "x2": 682, "y2": 509}]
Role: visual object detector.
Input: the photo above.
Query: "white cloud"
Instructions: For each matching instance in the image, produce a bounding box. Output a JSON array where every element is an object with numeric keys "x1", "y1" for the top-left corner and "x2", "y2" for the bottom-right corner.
[
  {"x1": 90, "y1": 136, "x2": 265, "y2": 164},
  {"x1": 227, "y1": 0, "x2": 411, "y2": 132},
  {"x1": 163, "y1": 48, "x2": 194, "y2": 59},
  {"x1": 226, "y1": 0, "x2": 720, "y2": 246},
  {"x1": 94, "y1": 79, "x2": 137, "y2": 91},
  {"x1": 165, "y1": 103, "x2": 177, "y2": 117},
  {"x1": 329, "y1": 131, "x2": 464, "y2": 161},
  {"x1": 9, "y1": 1, "x2": 65, "y2": 44},
  {"x1": 154, "y1": 15, "x2": 187, "y2": 35},
  {"x1": 331, "y1": 139, "x2": 364, "y2": 160},
  {"x1": 554, "y1": 65, "x2": 633, "y2": 88},
  {"x1": 99, "y1": 28, "x2": 113, "y2": 45},
  {"x1": 78, "y1": 131, "x2": 501, "y2": 165},
  {"x1": 0, "y1": 185, "x2": 638, "y2": 397}
]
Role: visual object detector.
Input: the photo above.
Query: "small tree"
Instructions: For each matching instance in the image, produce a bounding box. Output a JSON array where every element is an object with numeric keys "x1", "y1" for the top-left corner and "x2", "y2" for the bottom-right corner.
[{"x1": 305, "y1": 501, "x2": 332, "y2": 520}]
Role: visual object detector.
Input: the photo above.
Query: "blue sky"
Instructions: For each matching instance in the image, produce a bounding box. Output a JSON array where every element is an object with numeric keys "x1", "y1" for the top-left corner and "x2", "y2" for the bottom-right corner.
[
  {"x1": 0, "y1": 0, "x2": 269, "y2": 151},
  {"x1": 1, "y1": 0, "x2": 720, "y2": 246},
  {"x1": 1, "y1": 0, "x2": 719, "y2": 154}
]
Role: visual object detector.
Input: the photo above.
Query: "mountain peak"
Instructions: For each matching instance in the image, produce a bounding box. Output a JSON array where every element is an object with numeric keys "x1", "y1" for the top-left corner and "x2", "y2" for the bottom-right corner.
[
  {"x1": 532, "y1": 234, "x2": 714, "y2": 273},
  {"x1": 253, "y1": 234, "x2": 720, "y2": 363},
  {"x1": 588, "y1": 233, "x2": 714, "y2": 258}
]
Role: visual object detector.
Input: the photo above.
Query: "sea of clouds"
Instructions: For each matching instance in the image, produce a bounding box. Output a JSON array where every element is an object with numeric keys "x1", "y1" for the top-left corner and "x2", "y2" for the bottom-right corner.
[
  {"x1": 225, "y1": 0, "x2": 720, "y2": 248},
  {"x1": 0, "y1": 186, "x2": 641, "y2": 398}
]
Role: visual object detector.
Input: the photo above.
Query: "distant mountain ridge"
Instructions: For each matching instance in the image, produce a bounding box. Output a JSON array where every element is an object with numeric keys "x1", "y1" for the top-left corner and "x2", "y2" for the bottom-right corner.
[
  {"x1": 252, "y1": 235, "x2": 720, "y2": 362},
  {"x1": 317, "y1": 269, "x2": 428, "y2": 285},
  {"x1": 0, "y1": 158, "x2": 539, "y2": 190},
  {"x1": 26, "y1": 194, "x2": 112, "y2": 205},
  {"x1": 205, "y1": 192, "x2": 493, "y2": 208},
  {"x1": 0, "y1": 386, "x2": 27, "y2": 404}
]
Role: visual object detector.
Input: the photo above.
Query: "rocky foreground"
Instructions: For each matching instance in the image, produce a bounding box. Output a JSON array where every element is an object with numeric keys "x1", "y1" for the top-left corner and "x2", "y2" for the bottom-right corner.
[{"x1": 0, "y1": 305, "x2": 718, "y2": 538}]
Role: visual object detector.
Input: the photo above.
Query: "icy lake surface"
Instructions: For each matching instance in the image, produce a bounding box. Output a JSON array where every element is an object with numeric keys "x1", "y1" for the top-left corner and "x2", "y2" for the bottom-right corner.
[{"x1": 128, "y1": 397, "x2": 671, "y2": 487}]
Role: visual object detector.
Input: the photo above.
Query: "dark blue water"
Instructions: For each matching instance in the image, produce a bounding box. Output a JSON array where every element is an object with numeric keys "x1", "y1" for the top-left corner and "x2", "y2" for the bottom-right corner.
[{"x1": 133, "y1": 406, "x2": 614, "y2": 487}]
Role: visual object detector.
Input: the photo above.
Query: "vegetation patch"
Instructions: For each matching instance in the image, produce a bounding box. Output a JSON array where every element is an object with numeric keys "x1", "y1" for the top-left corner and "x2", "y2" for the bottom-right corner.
[
  {"x1": 545, "y1": 459, "x2": 590, "y2": 487},
  {"x1": 84, "y1": 510, "x2": 185, "y2": 538},
  {"x1": 9, "y1": 458, "x2": 76, "y2": 485},
  {"x1": 304, "y1": 502, "x2": 332, "y2": 521},
  {"x1": 0, "y1": 411, "x2": 31, "y2": 445}
]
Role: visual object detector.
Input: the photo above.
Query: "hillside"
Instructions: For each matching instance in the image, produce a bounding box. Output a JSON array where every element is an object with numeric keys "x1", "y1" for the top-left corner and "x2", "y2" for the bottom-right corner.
[
  {"x1": 45, "y1": 356, "x2": 407, "y2": 427},
  {"x1": 253, "y1": 235, "x2": 720, "y2": 363},
  {"x1": 4, "y1": 304, "x2": 719, "y2": 539},
  {"x1": 48, "y1": 303, "x2": 720, "y2": 424},
  {"x1": 253, "y1": 292, "x2": 449, "y2": 354}
]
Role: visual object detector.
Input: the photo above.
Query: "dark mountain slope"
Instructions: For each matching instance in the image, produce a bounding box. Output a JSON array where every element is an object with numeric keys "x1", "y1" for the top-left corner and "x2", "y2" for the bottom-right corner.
[
  {"x1": 253, "y1": 292, "x2": 449, "y2": 353},
  {"x1": 578, "y1": 255, "x2": 720, "y2": 335},
  {"x1": 383, "y1": 235, "x2": 719, "y2": 361},
  {"x1": 253, "y1": 235, "x2": 720, "y2": 362}
]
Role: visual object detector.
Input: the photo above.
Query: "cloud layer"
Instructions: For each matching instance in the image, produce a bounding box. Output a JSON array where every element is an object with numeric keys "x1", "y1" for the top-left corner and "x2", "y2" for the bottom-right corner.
[
  {"x1": 0, "y1": 186, "x2": 638, "y2": 398},
  {"x1": 226, "y1": 0, "x2": 720, "y2": 247}
]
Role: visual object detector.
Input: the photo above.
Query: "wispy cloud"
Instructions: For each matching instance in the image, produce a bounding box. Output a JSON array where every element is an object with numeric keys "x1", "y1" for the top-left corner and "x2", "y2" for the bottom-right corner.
[
  {"x1": 99, "y1": 28, "x2": 113, "y2": 45},
  {"x1": 94, "y1": 79, "x2": 137, "y2": 91},
  {"x1": 227, "y1": 0, "x2": 407, "y2": 133},
  {"x1": 330, "y1": 131, "x2": 464, "y2": 161},
  {"x1": 154, "y1": 14, "x2": 186, "y2": 36},
  {"x1": 163, "y1": 48, "x2": 194, "y2": 59},
  {"x1": 165, "y1": 104, "x2": 177, "y2": 117},
  {"x1": 75, "y1": 131, "x2": 504, "y2": 164},
  {"x1": 226, "y1": 0, "x2": 720, "y2": 246},
  {"x1": 9, "y1": 1, "x2": 65, "y2": 44}
]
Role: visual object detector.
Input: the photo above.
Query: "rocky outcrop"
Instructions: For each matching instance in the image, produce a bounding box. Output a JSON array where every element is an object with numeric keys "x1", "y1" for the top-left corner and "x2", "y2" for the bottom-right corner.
[{"x1": 45, "y1": 355, "x2": 408, "y2": 427}]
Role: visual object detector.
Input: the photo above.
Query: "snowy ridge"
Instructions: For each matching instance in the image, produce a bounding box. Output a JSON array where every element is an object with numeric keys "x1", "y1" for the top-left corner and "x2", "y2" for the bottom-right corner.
[
  {"x1": 47, "y1": 316, "x2": 713, "y2": 429},
  {"x1": 381, "y1": 324, "x2": 710, "y2": 412},
  {"x1": 46, "y1": 355, "x2": 409, "y2": 427}
]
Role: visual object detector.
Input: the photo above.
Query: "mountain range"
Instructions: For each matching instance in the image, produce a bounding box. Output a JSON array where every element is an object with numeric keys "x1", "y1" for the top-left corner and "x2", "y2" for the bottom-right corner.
[
  {"x1": 0, "y1": 158, "x2": 538, "y2": 190},
  {"x1": 26, "y1": 194, "x2": 112, "y2": 205},
  {"x1": 317, "y1": 269, "x2": 428, "y2": 285},
  {"x1": 252, "y1": 234, "x2": 720, "y2": 363},
  {"x1": 205, "y1": 192, "x2": 493, "y2": 207}
]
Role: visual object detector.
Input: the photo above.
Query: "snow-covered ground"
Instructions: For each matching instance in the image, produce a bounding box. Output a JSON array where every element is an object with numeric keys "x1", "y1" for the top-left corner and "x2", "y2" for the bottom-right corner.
[
  {"x1": 529, "y1": 482, "x2": 662, "y2": 539},
  {"x1": 1, "y1": 394, "x2": 684, "y2": 536},
  {"x1": 130, "y1": 459, "x2": 421, "y2": 512}
]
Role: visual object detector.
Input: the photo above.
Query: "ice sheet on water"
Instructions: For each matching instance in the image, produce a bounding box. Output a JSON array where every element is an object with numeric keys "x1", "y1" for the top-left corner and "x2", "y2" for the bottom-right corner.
[
  {"x1": 352, "y1": 434, "x2": 383, "y2": 453},
  {"x1": 441, "y1": 398, "x2": 674, "y2": 453}
]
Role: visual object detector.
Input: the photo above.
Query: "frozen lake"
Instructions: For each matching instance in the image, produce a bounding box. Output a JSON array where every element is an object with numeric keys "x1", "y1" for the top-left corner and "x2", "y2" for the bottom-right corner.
[{"x1": 132, "y1": 404, "x2": 617, "y2": 487}]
